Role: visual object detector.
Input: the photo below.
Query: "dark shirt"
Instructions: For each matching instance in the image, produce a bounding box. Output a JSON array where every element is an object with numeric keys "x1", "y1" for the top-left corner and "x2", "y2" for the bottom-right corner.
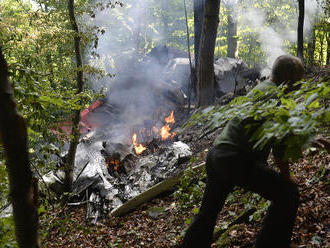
[{"x1": 213, "y1": 80, "x2": 285, "y2": 162}]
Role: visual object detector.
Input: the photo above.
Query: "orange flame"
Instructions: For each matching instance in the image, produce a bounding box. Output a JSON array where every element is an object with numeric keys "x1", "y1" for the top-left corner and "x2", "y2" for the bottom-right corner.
[
  {"x1": 107, "y1": 159, "x2": 120, "y2": 171},
  {"x1": 161, "y1": 124, "x2": 171, "y2": 140},
  {"x1": 165, "y1": 111, "x2": 175, "y2": 124},
  {"x1": 160, "y1": 111, "x2": 176, "y2": 140},
  {"x1": 132, "y1": 133, "x2": 146, "y2": 155}
]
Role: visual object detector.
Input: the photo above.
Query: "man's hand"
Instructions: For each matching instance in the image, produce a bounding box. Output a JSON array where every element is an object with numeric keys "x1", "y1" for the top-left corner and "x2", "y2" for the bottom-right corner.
[
  {"x1": 312, "y1": 135, "x2": 330, "y2": 153},
  {"x1": 274, "y1": 157, "x2": 292, "y2": 182}
]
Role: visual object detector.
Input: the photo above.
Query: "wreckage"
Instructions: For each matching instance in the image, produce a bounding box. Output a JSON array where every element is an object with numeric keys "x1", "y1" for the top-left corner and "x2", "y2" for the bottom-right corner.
[{"x1": 42, "y1": 47, "x2": 263, "y2": 223}]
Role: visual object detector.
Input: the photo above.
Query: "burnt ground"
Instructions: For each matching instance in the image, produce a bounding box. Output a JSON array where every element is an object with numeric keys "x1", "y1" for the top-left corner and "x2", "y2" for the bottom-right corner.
[{"x1": 41, "y1": 69, "x2": 329, "y2": 248}]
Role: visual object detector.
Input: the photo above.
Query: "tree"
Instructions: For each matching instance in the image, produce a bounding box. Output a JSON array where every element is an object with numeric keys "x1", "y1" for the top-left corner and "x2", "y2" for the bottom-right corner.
[
  {"x1": 327, "y1": 31, "x2": 330, "y2": 65},
  {"x1": 197, "y1": 0, "x2": 220, "y2": 107},
  {"x1": 193, "y1": 0, "x2": 205, "y2": 68},
  {"x1": 161, "y1": 0, "x2": 170, "y2": 44},
  {"x1": 0, "y1": 45, "x2": 39, "y2": 247},
  {"x1": 63, "y1": 0, "x2": 85, "y2": 192},
  {"x1": 226, "y1": 1, "x2": 237, "y2": 58},
  {"x1": 307, "y1": 26, "x2": 315, "y2": 66},
  {"x1": 297, "y1": 0, "x2": 305, "y2": 61}
]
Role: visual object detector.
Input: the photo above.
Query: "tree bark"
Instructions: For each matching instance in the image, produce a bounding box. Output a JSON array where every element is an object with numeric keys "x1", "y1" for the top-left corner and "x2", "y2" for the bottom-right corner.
[
  {"x1": 297, "y1": 0, "x2": 305, "y2": 61},
  {"x1": 64, "y1": 0, "x2": 85, "y2": 192},
  {"x1": 226, "y1": 4, "x2": 237, "y2": 58},
  {"x1": 193, "y1": 0, "x2": 205, "y2": 69},
  {"x1": 319, "y1": 31, "x2": 325, "y2": 65},
  {"x1": 133, "y1": 0, "x2": 142, "y2": 57},
  {"x1": 197, "y1": 0, "x2": 220, "y2": 107},
  {"x1": 326, "y1": 32, "x2": 330, "y2": 65},
  {"x1": 0, "y1": 45, "x2": 39, "y2": 247}
]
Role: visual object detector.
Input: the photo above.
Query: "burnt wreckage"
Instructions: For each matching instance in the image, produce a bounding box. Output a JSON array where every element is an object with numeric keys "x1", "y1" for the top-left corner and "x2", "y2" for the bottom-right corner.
[{"x1": 44, "y1": 46, "x2": 262, "y2": 222}]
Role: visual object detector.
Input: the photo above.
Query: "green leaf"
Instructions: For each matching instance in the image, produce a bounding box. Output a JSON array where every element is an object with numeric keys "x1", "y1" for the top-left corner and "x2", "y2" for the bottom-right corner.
[{"x1": 281, "y1": 98, "x2": 296, "y2": 109}]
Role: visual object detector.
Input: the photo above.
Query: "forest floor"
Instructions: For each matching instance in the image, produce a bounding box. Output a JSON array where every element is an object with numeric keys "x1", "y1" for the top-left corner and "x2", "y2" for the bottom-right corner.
[
  {"x1": 41, "y1": 150, "x2": 330, "y2": 248},
  {"x1": 41, "y1": 68, "x2": 330, "y2": 248}
]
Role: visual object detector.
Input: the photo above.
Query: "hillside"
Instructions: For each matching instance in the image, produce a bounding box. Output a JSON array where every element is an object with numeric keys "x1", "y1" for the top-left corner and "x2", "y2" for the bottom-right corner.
[{"x1": 41, "y1": 68, "x2": 330, "y2": 248}]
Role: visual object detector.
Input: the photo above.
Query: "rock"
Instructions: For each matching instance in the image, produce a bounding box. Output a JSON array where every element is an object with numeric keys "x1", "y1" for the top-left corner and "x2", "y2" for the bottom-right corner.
[
  {"x1": 147, "y1": 45, "x2": 188, "y2": 66},
  {"x1": 164, "y1": 58, "x2": 191, "y2": 95},
  {"x1": 214, "y1": 57, "x2": 249, "y2": 94}
]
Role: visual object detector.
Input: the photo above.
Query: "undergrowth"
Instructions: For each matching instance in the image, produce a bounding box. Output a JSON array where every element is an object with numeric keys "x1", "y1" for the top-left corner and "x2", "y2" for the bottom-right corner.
[{"x1": 185, "y1": 78, "x2": 329, "y2": 161}]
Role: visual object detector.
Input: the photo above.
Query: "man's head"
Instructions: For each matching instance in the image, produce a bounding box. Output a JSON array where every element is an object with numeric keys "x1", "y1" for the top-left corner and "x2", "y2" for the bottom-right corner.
[{"x1": 271, "y1": 55, "x2": 304, "y2": 85}]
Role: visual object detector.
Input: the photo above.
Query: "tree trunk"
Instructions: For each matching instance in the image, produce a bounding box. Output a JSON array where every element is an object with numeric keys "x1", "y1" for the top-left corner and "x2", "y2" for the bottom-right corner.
[
  {"x1": 297, "y1": 0, "x2": 304, "y2": 61},
  {"x1": 0, "y1": 45, "x2": 39, "y2": 247},
  {"x1": 307, "y1": 26, "x2": 315, "y2": 66},
  {"x1": 226, "y1": 4, "x2": 237, "y2": 58},
  {"x1": 319, "y1": 32, "x2": 325, "y2": 65},
  {"x1": 161, "y1": 0, "x2": 170, "y2": 44},
  {"x1": 64, "y1": 0, "x2": 85, "y2": 192},
  {"x1": 133, "y1": 0, "x2": 142, "y2": 57},
  {"x1": 193, "y1": 0, "x2": 205, "y2": 69},
  {"x1": 197, "y1": 0, "x2": 220, "y2": 107},
  {"x1": 326, "y1": 32, "x2": 330, "y2": 65}
]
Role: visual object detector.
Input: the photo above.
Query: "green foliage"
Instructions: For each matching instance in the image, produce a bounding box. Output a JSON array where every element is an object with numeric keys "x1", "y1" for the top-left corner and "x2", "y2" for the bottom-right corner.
[
  {"x1": 0, "y1": 217, "x2": 17, "y2": 248},
  {"x1": 0, "y1": 157, "x2": 9, "y2": 207},
  {"x1": 0, "y1": 0, "x2": 108, "y2": 156},
  {"x1": 0, "y1": 0, "x2": 108, "y2": 215},
  {"x1": 174, "y1": 164, "x2": 206, "y2": 209},
  {"x1": 186, "y1": 78, "x2": 330, "y2": 161}
]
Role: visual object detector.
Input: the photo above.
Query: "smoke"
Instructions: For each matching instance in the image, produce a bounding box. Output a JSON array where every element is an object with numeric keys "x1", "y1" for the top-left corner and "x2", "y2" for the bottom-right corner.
[
  {"x1": 304, "y1": 0, "x2": 321, "y2": 34},
  {"x1": 82, "y1": 0, "x2": 188, "y2": 144},
  {"x1": 237, "y1": 0, "x2": 322, "y2": 73},
  {"x1": 81, "y1": 0, "x2": 324, "y2": 142},
  {"x1": 86, "y1": 0, "x2": 167, "y2": 76}
]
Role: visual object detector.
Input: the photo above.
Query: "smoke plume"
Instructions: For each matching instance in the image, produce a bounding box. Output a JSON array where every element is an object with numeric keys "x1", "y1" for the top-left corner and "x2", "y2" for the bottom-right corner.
[{"x1": 238, "y1": 0, "x2": 322, "y2": 73}]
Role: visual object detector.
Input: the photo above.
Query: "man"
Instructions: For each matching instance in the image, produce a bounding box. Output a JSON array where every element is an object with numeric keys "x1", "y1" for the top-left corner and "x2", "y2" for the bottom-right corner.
[{"x1": 183, "y1": 55, "x2": 305, "y2": 248}]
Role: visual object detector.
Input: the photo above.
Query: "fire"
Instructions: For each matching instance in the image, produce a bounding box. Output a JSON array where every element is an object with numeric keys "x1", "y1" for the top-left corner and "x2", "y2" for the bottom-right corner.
[
  {"x1": 161, "y1": 124, "x2": 171, "y2": 140},
  {"x1": 132, "y1": 133, "x2": 147, "y2": 155},
  {"x1": 107, "y1": 159, "x2": 120, "y2": 171},
  {"x1": 165, "y1": 111, "x2": 175, "y2": 124},
  {"x1": 160, "y1": 111, "x2": 176, "y2": 140},
  {"x1": 131, "y1": 111, "x2": 176, "y2": 154}
]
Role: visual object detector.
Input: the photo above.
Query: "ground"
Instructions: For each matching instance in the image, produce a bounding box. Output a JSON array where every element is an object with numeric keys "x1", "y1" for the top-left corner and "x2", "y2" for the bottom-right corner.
[{"x1": 41, "y1": 147, "x2": 329, "y2": 248}]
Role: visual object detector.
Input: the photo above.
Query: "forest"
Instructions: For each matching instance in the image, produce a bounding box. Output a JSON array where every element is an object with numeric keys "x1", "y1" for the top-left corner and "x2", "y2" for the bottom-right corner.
[{"x1": 0, "y1": 0, "x2": 329, "y2": 247}]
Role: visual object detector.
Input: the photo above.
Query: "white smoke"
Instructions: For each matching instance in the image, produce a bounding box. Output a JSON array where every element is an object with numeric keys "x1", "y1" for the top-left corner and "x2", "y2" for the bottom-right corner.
[
  {"x1": 304, "y1": 0, "x2": 321, "y2": 33},
  {"x1": 238, "y1": 0, "x2": 322, "y2": 72},
  {"x1": 81, "y1": 0, "x2": 189, "y2": 144},
  {"x1": 86, "y1": 0, "x2": 171, "y2": 77}
]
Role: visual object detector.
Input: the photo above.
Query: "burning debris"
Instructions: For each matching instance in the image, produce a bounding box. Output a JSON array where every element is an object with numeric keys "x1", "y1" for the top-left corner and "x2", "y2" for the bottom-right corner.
[
  {"x1": 161, "y1": 111, "x2": 176, "y2": 140},
  {"x1": 132, "y1": 133, "x2": 146, "y2": 155},
  {"x1": 45, "y1": 45, "x2": 263, "y2": 223},
  {"x1": 70, "y1": 135, "x2": 192, "y2": 222},
  {"x1": 131, "y1": 110, "x2": 177, "y2": 156},
  {"x1": 55, "y1": 106, "x2": 190, "y2": 223}
]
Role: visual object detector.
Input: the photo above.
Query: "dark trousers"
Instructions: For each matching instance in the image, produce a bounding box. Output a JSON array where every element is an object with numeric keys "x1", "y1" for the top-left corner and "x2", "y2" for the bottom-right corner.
[{"x1": 183, "y1": 147, "x2": 300, "y2": 248}]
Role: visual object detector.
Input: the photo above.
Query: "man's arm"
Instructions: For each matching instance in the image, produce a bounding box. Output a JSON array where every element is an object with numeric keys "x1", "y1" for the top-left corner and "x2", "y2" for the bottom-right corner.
[
  {"x1": 272, "y1": 140, "x2": 292, "y2": 181},
  {"x1": 274, "y1": 135, "x2": 330, "y2": 181},
  {"x1": 274, "y1": 157, "x2": 291, "y2": 181}
]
